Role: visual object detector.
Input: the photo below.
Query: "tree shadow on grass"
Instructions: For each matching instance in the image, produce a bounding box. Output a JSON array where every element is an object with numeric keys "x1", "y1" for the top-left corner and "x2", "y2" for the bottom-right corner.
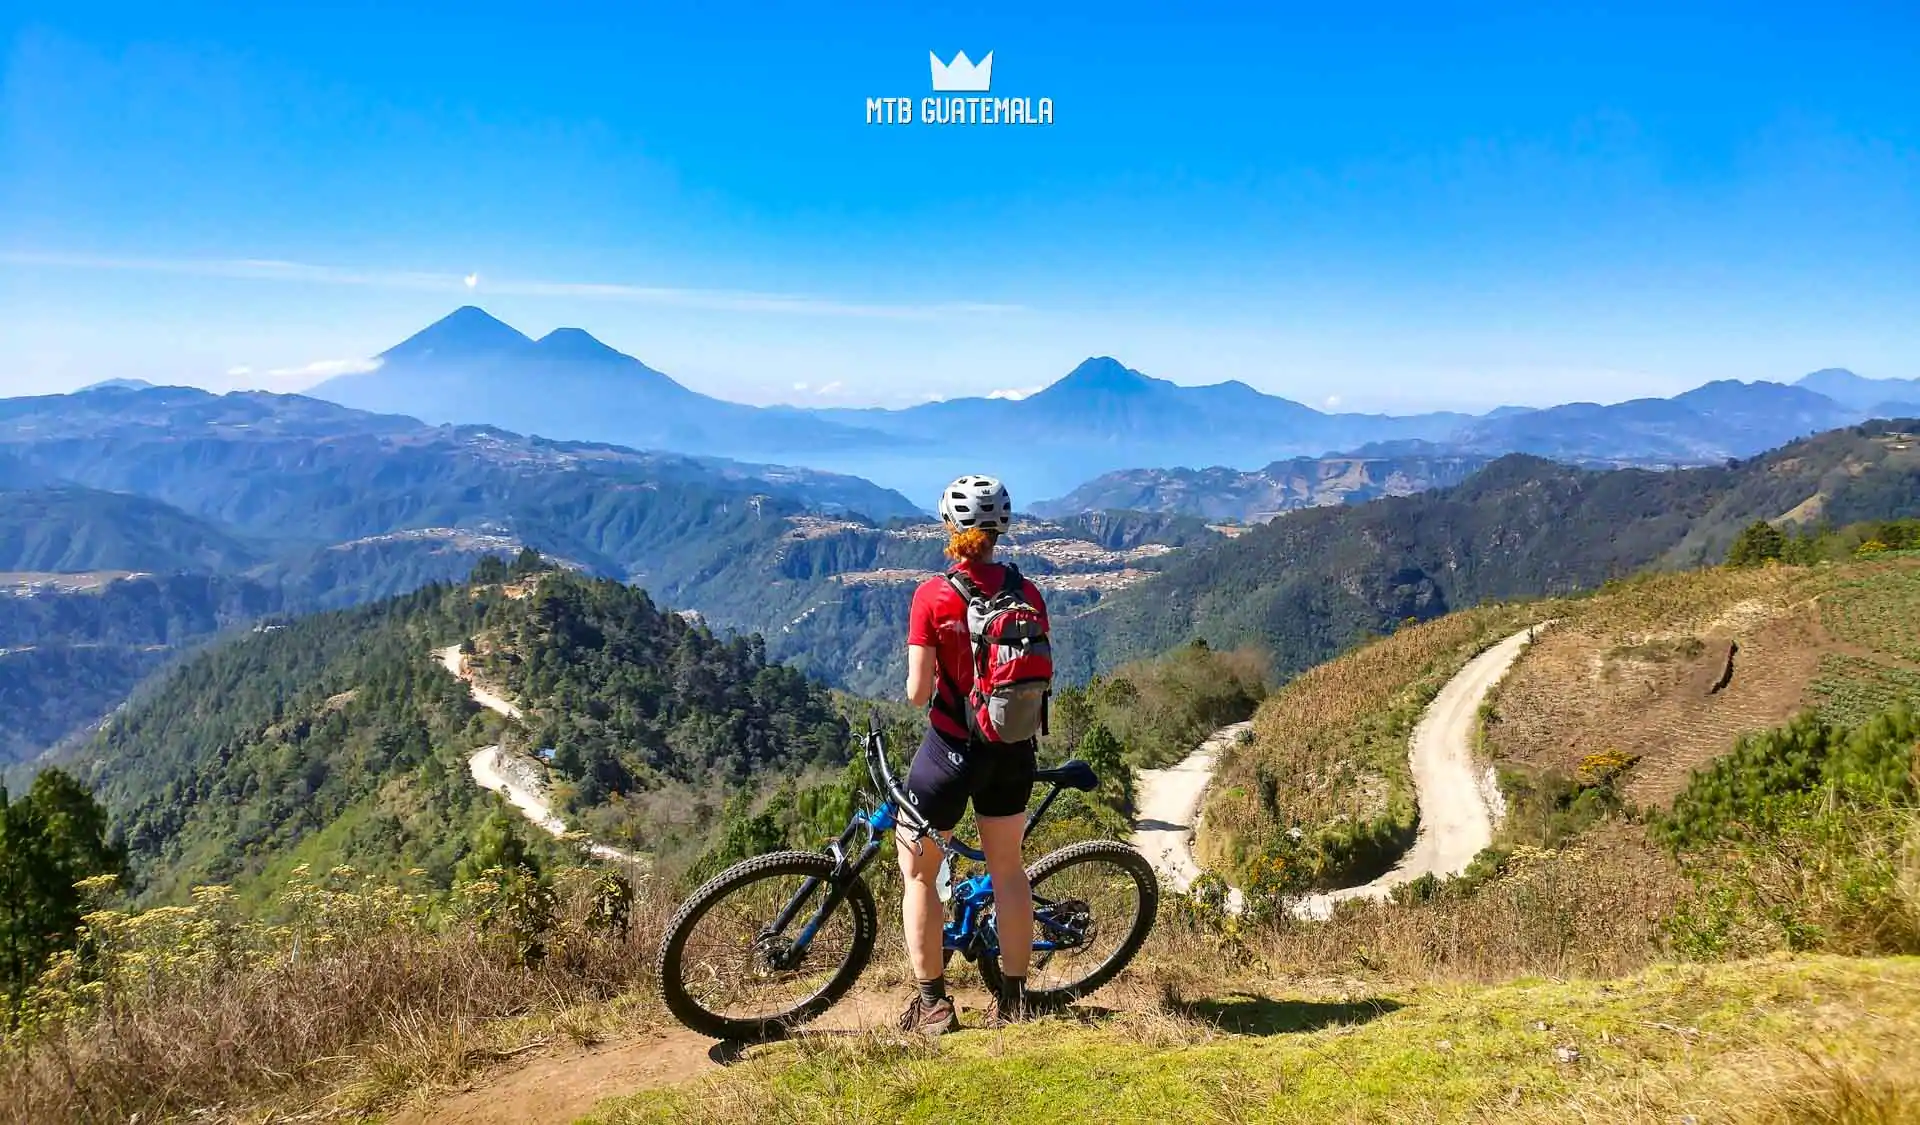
[{"x1": 1185, "y1": 993, "x2": 1403, "y2": 1036}]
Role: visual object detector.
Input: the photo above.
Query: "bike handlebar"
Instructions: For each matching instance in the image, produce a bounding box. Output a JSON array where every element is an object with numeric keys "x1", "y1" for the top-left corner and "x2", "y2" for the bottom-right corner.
[{"x1": 863, "y1": 724, "x2": 934, "y2": 836}]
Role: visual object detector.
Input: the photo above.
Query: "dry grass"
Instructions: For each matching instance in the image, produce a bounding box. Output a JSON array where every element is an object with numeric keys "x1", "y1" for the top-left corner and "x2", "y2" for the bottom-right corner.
[
  {"x1": 0, "y1": 867, "x2": 673, "y2": 1125},
  {"x1": 1487, "y1": 566, "x2": 1833, "y2": 806},
  {"x1": 1159, "y1": 820, "x2": 1686, "y2": 988},
  {"x1": 1485, "y1": 559, "x2": 1920, "y2": 810},
  {"x1": 1199, "y1": 602, "x2": 1556, "y2": 884}
]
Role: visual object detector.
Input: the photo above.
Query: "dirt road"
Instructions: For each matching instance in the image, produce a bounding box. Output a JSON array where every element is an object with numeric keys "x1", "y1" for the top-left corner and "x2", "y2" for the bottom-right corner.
[
  {"x1": 1131, "y1": 626, "x2": 1542, "y2": 919},
  {"x1": 1130, "y1": 722, "x2": 1251, "y2": 913},
  {"x1": 435, "y1": 644, "x2": 644, "y2": 868},
  {"x1": 437, "y1": 643, "x2": 522, "y2": 719}
]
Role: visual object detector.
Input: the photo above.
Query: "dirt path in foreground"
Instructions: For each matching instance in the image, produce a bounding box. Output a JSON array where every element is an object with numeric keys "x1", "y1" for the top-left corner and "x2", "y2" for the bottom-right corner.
[{"x1": 388, "y1": 993, "x2": 909, "y2": 1124}]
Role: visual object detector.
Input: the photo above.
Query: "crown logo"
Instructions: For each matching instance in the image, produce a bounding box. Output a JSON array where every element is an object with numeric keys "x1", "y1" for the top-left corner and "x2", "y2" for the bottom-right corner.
[{"x1": 929, "y1": 50, "x2": 993, "y2": 92}]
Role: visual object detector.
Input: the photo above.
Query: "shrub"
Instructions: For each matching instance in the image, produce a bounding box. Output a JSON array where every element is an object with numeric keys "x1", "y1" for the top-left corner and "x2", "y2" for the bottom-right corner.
[
  {"x1": 1726, "y1": 520, "x2": 1787, "y2": 567},
  {"x1": 0, "y1": 862, "x2": 669, "y2": 1124},
  {"x1": 1659, "y1": 704, "x2": 1920, "y2": 959}
]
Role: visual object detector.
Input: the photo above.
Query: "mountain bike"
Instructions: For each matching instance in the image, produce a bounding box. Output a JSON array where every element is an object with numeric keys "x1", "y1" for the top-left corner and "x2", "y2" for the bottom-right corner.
[{"x1": 655, "y1": 717, "x2": 1160, "y2": 1040}]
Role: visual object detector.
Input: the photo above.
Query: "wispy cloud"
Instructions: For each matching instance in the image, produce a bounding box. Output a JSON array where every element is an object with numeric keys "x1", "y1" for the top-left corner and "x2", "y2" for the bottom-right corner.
[
  {"x1": 0, "y1": 250, "x2": 1025, "y2": 320},
  {"x1": 986, "y1": 386, "x2": 1042, "y2": 400},
  {"x1": 268, "y1": 357, "x2": 382, "y2": 379}
]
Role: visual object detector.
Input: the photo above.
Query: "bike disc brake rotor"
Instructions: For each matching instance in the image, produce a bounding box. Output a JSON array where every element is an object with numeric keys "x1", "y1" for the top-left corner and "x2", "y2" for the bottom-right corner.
[
  {"x1": 753, "y1": 933, "x2": 802, "y2": 974},
  {"x1": 1035, "y1": 897, "x2": 1095, "y2": 968}
]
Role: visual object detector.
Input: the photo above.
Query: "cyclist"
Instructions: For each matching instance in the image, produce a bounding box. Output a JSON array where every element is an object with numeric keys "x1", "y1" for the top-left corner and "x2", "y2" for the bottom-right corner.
[{"x1": 897, "y1": 473, "x2": 1047, "y2": 1034}]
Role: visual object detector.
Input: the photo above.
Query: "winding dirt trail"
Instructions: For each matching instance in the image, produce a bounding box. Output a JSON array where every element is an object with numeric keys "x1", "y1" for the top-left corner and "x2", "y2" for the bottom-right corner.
[
  {"x1": 435, "y1": 644, "x2": 646, "y2": 869},
  {"x1": 1131, "y1": 626, "x2": 1542, "y2": 918},
  {"x1": 1130, "y1": 722, "x2": 1251, "y2": 913}
]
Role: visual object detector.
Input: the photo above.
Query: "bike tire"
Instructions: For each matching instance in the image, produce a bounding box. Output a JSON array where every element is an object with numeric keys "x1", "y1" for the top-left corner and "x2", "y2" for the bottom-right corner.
[
  {"x1": 656, "y1": 850, "x2": 877, "y2": 1040},
  {"x1": 978, "y1": 838, "x2": 1159, "y2": 1007}
]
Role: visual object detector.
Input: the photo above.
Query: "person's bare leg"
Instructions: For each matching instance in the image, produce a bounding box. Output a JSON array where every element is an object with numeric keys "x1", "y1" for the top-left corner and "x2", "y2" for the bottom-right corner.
[
  {"x1": 896, "y1": 828, "x2": 950, "y2": 982},
  {"x1": 978, "y1": 813, "x2": 1031, "y2": 980}
]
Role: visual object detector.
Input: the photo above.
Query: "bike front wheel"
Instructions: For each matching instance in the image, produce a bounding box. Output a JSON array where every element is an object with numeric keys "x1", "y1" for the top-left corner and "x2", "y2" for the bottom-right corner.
[
  {"x1": 978, "y1": 838, "x2": 1159, "y2": 1007},
  {"x1": 656, "y1": 850, "x2": 877, "y2": 1040}
]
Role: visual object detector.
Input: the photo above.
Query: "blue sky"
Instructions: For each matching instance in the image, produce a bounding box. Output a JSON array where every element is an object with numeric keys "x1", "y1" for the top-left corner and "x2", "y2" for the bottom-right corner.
[{"x1": 2, "y1": 1, "x2": 1916, "y2": 412}]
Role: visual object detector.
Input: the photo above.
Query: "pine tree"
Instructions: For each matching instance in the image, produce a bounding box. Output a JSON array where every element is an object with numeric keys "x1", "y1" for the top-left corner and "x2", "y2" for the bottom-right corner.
[
  {"x1": 0, "y1": 770, "x2": 120, "y2": 1019},
  {"x1": 456, "y1": 805, "x2": 539, "y2": 883},
  {"x1": 1726, "y1": 520, "x2": 1787, "y2": 567},
  {"x1": 1077, "y1": 723, "x2": 1134, "y2": 814}
]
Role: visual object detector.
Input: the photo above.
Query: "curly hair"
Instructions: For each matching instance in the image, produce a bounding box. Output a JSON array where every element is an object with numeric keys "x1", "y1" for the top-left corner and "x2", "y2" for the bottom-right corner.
[{"x1": 944, "y1": 524, "x2": 997, "y2": 563}]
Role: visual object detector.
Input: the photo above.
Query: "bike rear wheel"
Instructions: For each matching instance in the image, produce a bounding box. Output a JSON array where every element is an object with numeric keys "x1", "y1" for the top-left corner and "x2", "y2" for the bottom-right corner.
[
  {"x1": 656, "y1": 850, "x2": 876, "y2": 1040},
  {"x1": 978, "y1": 838, "x2": 1158, "y2": 1007}
]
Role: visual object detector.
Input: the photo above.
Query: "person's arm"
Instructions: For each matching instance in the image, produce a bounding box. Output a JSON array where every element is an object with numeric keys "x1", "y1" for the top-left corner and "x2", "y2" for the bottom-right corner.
[{"x1": 906, "y1": 644, "x2": 938, "y2": 707}]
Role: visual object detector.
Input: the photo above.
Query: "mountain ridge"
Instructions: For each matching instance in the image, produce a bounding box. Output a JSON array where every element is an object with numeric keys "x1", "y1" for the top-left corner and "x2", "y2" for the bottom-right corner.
[
  {"x1": 1052, "y1": 417, "x2": 1920, "y2": 682},
  {"x1": 306, "y1": 306, "x2": 1914, "y2": 499}
]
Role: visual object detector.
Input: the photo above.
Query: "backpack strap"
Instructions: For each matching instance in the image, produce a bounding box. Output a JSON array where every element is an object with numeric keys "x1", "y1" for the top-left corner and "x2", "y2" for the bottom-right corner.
[
  {"x1": 944, "y1": 566, "x2": 985, "y2": 604},
  {"x1": 997, "y1": 562, "x2": 1025, "y2": 600},
  {"x1": 929, "y1": 567, "x2": 979, "y2": 730},
  {"x1": 946, "y1": 562, "x2": 1022, "y2": 604}
]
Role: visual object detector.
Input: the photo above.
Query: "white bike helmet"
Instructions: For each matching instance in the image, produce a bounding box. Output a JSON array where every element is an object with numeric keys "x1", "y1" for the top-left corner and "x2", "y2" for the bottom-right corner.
[{"x1": 939, "y1": 474, "x2": 1012, "y2": 533}]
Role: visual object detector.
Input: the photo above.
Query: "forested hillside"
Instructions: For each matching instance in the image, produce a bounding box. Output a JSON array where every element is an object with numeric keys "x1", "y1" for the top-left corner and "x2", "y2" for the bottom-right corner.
[
  {"x1": 1033, "y1": 454, "x2": 1493, "y2": 522},
  {"x1": 1056, "y1": 420, "x2": 1920, "y2": 680},
  {"x1": 0, "y1": 574, "x2": 286, "y2": 766},
  {"x1": 68, "y1": 562, "x2": 848, "y2": 902},
  {"x1": 0, "y1": 485, "x2": 261, "y2": 573}
]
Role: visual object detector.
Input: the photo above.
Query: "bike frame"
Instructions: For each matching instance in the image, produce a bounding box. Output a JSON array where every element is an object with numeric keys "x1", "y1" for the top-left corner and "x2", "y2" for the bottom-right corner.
[{"x1": 763, "y1": 726, "x2": 1081, "y2": 965}]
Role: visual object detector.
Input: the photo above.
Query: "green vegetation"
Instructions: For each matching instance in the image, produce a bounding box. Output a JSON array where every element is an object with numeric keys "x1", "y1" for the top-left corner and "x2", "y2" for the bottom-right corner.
[
  {"x1": 1725, "y1": 518, "x2": 1788, "y2": 567},
  {"x1": 73, "y1": 558, "x2": 847, "y2": 902},
  {"x1": 1810, "y1": 653, "x2": 1920, "y2": 729},
  {"x1": 1046, "y1": 639, "x2": 1269, "y2": 772},
  {"x1": 582, "y1": 957, "x2": 1920, "y2": 1125},
  {"x1": 1055, "y1": 422, "x2": 1920, "y2": 682},
  {"x1": 1657, "y1": 706, "x2": 1920, "y2": 960},
  {"x1": 0, "y1": 572, "x2": 288, "y2": 765},
  {"x1": 486, "y1": 571, "x2": 847, "y2": 805},
  {"x1": 1819, "y1": 564, "x2": 1920, "y2": 663},
  {"x1": 6, "y1": 607, "x2": 1920, "y2": 1123},
  {"x1": 0, "y1": 770, "x2": 121, "y2": 1018},
  {"x1": 0, "y1": 485, "x2": 260, "y2": 573},
  {"x1": 1728, "y1": 516, "x2": 1920, "y2": 568}
]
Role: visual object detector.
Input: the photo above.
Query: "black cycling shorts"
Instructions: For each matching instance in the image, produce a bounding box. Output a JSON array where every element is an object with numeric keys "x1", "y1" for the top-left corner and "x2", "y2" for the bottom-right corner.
[{"x1": 903, "y1": 725, "x2": 1037, "y2": 831}]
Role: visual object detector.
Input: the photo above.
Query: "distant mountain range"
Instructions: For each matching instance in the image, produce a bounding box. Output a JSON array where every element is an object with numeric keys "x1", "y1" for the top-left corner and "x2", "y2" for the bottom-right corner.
[
  {"x1": 1031, "y1": 454, "x2": 1494, "y2": 522},
  {"x1": 306, "y1": 306, "x2": 1920, "y2": 501},
  {"x1": 311, "y1": 306, "x2": 889, "y2": 464},
  {"x1": 0, "y1": 485, "x2": 263, "y2": 573},
  {"x1": 0, "y1": 385, "x2": 1215, "y2": 759},
  {"x1": 1051, "y1": 418, "x2": 1920, "y2": 682}
]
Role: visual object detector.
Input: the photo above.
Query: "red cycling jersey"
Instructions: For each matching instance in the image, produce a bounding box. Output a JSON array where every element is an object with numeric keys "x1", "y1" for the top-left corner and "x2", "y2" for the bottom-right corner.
[{"x1": 907, "y1": 560, "x2": 1049, "y2": 740}]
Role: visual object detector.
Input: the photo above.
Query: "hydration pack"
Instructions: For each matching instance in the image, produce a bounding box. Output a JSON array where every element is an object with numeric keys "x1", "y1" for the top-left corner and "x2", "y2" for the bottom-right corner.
[{"x1": 945, "y1": 563, "x2": 1053, "y2": 743}]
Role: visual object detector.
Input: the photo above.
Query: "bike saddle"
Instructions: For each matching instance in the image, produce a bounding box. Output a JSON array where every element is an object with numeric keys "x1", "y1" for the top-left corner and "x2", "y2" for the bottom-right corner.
[{"x1": 1034, "y1": 759, "x2": 1098, "y2": 791}]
